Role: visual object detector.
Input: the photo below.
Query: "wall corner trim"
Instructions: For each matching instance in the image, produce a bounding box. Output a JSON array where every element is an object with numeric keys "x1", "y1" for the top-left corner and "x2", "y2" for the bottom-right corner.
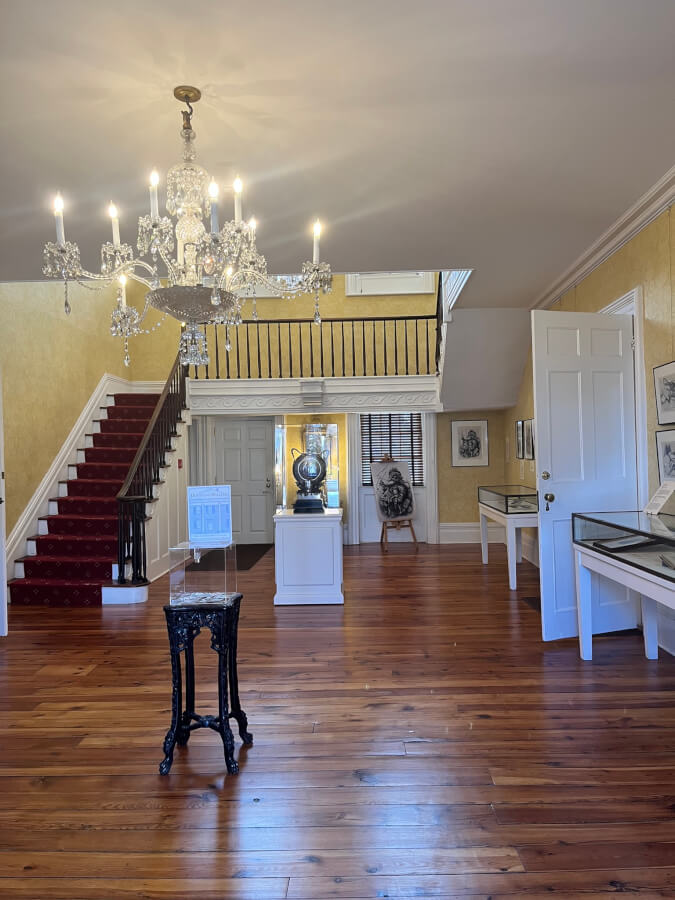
[{"x1": 533, "y1": 165, "x2": 675, "y2": 310}]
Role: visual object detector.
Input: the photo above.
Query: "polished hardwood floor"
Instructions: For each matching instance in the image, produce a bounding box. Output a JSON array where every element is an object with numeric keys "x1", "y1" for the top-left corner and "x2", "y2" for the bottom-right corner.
[{"x1": 1, "y1": 543, "x2": 675, "y2": 898}]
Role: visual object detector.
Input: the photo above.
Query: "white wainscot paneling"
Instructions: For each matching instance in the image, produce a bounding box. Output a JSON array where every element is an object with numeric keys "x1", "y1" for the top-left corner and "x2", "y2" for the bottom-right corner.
[
  {"x1": 145, "y1": 423, "x2": 189, "y2": 582},
  {"x1": 359, "y1": 486, "x2": 427, "y2": 543}
]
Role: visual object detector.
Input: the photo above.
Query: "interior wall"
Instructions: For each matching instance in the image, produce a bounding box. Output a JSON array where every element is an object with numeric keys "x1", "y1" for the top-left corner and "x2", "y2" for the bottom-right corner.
[
  {"x1": 436, "y1": 409, "x2": 506, "y2": 523},
  {"x1": 504, "y1": 206, "x2": 674, "y2": 497},
  {"x1": 0, "y1": 280, "x2": 182, "y2": 535}
]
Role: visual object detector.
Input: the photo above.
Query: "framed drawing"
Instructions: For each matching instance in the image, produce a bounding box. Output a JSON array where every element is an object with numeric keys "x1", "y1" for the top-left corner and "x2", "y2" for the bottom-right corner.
[
  {"x1": 515, "y1": 420, "x2": 524, "y2": 459},
  {"x1": 656, "y1": 430, "x2": 675, "y2": 483},
  {"x1": 654, "y1": 361, "x2": 675, "y2": 425},
  {"x1": 452, "y1": 420, "x2": 489, "y2": 467},
  {"x1": 371, "y1": 459, "x2": 415, "y2": 521},
  {"x1": 524, "y1": 419, "x2": 534, "y2": 460}
]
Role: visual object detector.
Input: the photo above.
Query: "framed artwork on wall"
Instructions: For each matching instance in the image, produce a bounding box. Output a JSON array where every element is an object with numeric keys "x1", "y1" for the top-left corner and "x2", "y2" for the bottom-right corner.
[
  {"x1": 656, "y1": 429, "x2": 675, "y2": 483},
  {"x1": 515, "y1": 420, "x2": 524, "y2": 459},
  {"x1": 524, "y1": 419, "x2": 534, "y2": 460},
  {"x1": 654, "y1": 361, "x2": 675, "y2": 425},
  {"x1": 452, "y1": 420, "x2": 489, "y2": 467}
]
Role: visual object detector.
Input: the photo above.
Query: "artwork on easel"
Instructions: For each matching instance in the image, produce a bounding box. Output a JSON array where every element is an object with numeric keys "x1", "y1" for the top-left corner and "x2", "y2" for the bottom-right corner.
[{"x1": 371, "y1": 458, "x2": 415, "y2": 522}]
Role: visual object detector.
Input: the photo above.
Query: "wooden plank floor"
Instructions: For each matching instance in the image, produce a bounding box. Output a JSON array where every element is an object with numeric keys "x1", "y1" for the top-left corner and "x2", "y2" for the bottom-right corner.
[{"x1": 1, "y1": 543, "x2": 675, "y2": 898}]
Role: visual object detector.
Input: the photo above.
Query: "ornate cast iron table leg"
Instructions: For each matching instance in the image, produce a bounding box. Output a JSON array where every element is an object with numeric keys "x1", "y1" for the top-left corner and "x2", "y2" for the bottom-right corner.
[
  {"x1": 159, "y1": 635, "x2": 182, "y2": 775},
  {"x1": 178, "y1": 628, "x2": 195, "y2": 746},
  {"x1": 227, "y1": 602, "x2": 253, "y2": 744},
  {"x1": 216, "y1": 617, "x2": 239, "y2": 774}
]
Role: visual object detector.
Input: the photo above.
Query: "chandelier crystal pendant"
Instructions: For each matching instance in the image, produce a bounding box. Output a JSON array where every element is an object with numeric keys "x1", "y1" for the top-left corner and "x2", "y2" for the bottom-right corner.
[{"x1": 43, "y1": 85, "x2": 333, "y2": 366}]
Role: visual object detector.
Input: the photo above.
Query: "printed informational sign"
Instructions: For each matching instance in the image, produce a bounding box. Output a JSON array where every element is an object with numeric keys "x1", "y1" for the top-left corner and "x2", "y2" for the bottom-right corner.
[
  {"x1": 644, "y1": 479, "x2": 675, "y2": 516},
  {"x1": 187, "y1": 484, "x2": 232, "y2": 546}
]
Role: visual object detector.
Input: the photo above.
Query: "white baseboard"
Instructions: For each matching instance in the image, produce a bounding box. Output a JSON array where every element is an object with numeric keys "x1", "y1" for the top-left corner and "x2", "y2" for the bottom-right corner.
[
  {"x1": 102, "y1": 584, "x2": 148, "y2": 605},
  {"x1": 6, "y1": 374, "x2": 164, "y2": 572},
  {"x1": 439, "y1": 522, "x2": 505, "y2": 544}
]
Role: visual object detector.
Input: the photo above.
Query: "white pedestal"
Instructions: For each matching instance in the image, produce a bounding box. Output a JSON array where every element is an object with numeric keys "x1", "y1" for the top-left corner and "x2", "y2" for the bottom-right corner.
[
  {"x1": 273, "y1": 508, "x2": 344, "y2": 605},
  {"x1": 479, "y1": 502, "x2": 539, "y2": 590}
]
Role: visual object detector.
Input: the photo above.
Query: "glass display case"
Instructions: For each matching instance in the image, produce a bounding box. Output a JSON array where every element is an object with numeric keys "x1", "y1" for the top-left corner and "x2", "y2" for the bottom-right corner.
[
  {"x1": 169, "y1": 541, "x2": 238, "y2": 605},
  {"x1": 572, "y1": 511, "x2": 675, "y2": 583},
  {"x1": 478, "y1": 484, "x2": 538, "y2": 514},
  {"x1": 275, "y1": 421, "x2": 340, "y2": 510}
]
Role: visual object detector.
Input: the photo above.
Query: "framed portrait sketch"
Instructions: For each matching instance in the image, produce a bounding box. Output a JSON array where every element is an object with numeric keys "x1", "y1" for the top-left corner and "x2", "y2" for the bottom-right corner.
[
  {"x1": 656, "y1": 430, "x2": 675, "y2": 483},
  {"x1": 371, "y1": 459, "x2": 415, "y2": 522},
  {"x1": 654, "y1": 361, "x2": 675, "y2": 425},
  {"x1": 515, "y1": 420, "x2": 524, "y2": 459},
  {"x1": 452, "y1": 420, "x2": 489, "y2": 467},
  {"x1": 524, "y1": 419, "x2": 534, "y2": 460}
]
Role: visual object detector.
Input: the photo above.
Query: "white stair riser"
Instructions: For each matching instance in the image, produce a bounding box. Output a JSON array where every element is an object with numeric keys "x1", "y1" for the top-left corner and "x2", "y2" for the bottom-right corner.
[
  {"x1": 14, "y1": 561, "x2": 24, "y2": 578},
  {"x1": 26, "y1": 540, "x2": 37, "y2": 556}
]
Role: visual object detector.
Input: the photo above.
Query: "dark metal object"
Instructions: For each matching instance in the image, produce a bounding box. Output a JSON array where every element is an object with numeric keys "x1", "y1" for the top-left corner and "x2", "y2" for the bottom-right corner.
[
  {"x1": 160, "y1": 595, "x2": 252, "y2": 776},
  {"x1": 116, "y1": 354, "x2": 188, "y2": 585},
  {"x1": 291, "y1": 447, "x2": 327, "y2": 514}
]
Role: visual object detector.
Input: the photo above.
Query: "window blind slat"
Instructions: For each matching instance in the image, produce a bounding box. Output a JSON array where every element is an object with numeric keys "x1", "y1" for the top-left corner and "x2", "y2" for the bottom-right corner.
[{"x1": 360, "y1": 413, "x2": 424, "y2": 486}]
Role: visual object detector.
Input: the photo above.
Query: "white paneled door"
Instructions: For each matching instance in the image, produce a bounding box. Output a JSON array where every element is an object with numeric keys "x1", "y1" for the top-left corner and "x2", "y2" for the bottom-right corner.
[
  {"x1": 532, "y1": 310, "x2": 638, "y2": 641},
  {"x1": 213, "y1": 417, "x2": 274, "y2": 544},
  {"x1": 0, "y1": 373, "x2": 7, "y2": 635}
]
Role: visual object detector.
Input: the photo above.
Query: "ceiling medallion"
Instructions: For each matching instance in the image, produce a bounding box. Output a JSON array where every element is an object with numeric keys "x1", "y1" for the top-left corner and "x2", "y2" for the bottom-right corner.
[{"x1": 43, "y1": 86, "x2": 332, "y2": 367}]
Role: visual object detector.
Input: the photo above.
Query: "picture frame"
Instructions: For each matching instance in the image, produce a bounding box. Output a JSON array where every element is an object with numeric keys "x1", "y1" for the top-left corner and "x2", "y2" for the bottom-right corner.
[
  {"x1": 524, "y1": 419, "x2": 534, "y2": 460},
  {"x1": 656, "y1": 429, "x2": 675, "y2": 483},
  {"x1": 515, "y1": 420, "x2": 524, "y2": 459},
  {"x1": 452, "y1": 419, "x2": 489, "y2": 467},
  {"x1": 371, "y1": 459, "x2": 415, "y2": 522},
  {"x1": 654, "y1": 361, "x2": 675, "y2": 425}
]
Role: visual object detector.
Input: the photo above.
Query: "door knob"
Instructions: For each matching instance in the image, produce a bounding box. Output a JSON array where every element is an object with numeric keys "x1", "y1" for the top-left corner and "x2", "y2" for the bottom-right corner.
[
  {"x1": 544, "y1": 492, "x2": 555, "y2": 511},
  {"x1": 541, "y1": 471, "x2": 551, "y2": 480}
]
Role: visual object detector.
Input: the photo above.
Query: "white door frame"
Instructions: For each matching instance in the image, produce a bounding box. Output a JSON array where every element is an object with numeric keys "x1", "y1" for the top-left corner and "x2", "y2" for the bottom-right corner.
[
  {"x1": 600, "y1": 286, "x2": 649, "y2": 509},
  {"x1": 346, "y1": 411, "x2": 439, "y2": 545},
  {"x1": 0, "y1": 371, "x2": 7, "y2": 636}
]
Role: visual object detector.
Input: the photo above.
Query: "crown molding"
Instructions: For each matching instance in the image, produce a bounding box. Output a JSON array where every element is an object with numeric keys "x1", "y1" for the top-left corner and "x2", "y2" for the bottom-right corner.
[{"x1": 533, "y1": 164, "x2": 675, "y2": 310}]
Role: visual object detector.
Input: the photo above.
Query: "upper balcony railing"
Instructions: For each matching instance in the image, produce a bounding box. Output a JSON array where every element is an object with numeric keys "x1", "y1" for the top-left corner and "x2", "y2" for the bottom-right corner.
[{"x1": 190, "y1": 315, "x2": 438, "y2": 381}]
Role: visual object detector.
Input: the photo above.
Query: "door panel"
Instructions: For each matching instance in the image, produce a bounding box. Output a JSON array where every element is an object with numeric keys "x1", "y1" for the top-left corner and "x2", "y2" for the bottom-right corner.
[
  {"x1": 0, "y1": 372, "x2": 7, "y2": 636},
  {"x1": 532, "y1": 310, "x2": 638, "y2": 641},
  {"x1": 213, "y1": 417, "x2": 274, "y2": 544}
]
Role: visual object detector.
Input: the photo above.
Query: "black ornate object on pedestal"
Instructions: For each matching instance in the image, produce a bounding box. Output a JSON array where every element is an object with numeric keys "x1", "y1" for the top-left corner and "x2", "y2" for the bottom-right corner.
[
  {"x1": 291, "y1": 447, "x2": 327, "y2": 514},
  {"x1": 160, "y1": 594, "x2": 252, "y2": 775}
]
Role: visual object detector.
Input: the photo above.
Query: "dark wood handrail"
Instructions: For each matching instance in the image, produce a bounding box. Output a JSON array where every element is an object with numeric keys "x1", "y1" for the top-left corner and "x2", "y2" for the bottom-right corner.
[
  {"x1": 117, "y1": 353, "x2": 185, "y2": 501},
  {"x1": 116, "y1": 353, "x2": 188, "y2": 585}
]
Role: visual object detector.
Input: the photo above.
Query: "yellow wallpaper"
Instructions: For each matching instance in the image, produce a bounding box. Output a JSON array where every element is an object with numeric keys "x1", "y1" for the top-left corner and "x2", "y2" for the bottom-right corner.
[
  {"x1": 503, "y1": 206, "x2": 674, "y2": 496},
  {"x1": 0, "y1": 281, "x2": 130, "y2": 532},
  {"x1": 436, "y1": 410, "x2": 506, "y2": 522}
]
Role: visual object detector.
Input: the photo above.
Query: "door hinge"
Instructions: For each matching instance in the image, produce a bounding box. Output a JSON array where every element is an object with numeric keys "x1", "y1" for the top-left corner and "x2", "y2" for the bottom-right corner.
[{"x1": 631, "y1": 337, "x2": 636, "y2": 350}]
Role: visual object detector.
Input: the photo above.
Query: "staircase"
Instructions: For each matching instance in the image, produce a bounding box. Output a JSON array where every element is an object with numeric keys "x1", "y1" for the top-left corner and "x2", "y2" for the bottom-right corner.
[{"x1": 8, "y1": 393, "x2": 159, "y2": 607}]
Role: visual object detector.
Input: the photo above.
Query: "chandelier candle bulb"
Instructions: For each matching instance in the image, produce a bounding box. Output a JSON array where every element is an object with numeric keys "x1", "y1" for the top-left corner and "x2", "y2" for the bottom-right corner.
[
  {"x1": 53, "y1": 193, "x2": 65, "y2": 246},
  {"x1": 108, "y1": 203, "x2": 121, "y2": 247},
  {"x1": 149, "y1": 170, "x2": 160, "y2": 219},
  {"x1": 313, "y1": 220, "x2": 321, "y2": 264},
  {"x1": 233, "y1": 176, "x2": 243, "y2": 223},
  {"x1": 208, "y1": 181, "x2": 219, "y2": 234},
  {"x1": 119, "y1": 275, "x2": 127, "y2": 307}
]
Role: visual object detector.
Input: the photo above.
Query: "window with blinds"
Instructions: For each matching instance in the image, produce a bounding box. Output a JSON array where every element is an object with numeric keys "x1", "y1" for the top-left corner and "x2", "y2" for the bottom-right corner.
[{"x1": 360, "y1": 413, "x2": 425, "y2": 486}]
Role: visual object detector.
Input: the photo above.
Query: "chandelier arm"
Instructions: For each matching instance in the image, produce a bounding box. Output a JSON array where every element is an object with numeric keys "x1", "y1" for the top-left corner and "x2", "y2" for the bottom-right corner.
[{"x1": 157, "y1": 246, "x2": 178, "y2": 283}]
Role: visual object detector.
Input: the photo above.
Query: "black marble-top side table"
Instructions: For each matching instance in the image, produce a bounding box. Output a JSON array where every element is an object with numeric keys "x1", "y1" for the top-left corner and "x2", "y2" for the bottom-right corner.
[{"x1": 160, "y1": 594, "x2": 252, "y2": 775}]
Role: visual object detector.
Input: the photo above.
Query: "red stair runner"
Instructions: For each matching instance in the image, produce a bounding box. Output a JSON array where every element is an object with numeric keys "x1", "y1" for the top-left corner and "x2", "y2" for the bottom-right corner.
[{"x1": 9, "y1": 393, "x2": 158, "y2": 607}]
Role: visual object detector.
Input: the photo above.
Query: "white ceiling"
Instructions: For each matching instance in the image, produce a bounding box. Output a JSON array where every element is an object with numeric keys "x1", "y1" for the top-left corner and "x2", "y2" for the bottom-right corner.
[{"x1": 1, "y1": 0, "x2": 674, "y2": 308}]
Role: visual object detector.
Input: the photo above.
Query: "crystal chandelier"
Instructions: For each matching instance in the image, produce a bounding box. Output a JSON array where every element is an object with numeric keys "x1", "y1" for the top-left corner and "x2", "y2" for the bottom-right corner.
[{"x1": 43, "y1": 86, "x2": 333, "y2": 366}]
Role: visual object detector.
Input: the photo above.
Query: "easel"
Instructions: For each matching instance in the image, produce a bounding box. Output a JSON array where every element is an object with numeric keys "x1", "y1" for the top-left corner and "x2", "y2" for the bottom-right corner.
[{"x1": 376, "y1": 455, "x2": 418, "y2": 552}]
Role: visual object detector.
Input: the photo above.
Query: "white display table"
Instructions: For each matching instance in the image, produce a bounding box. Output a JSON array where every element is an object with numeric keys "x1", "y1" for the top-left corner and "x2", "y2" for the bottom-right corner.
[
  {"x1": 273, "y1": 508, "x2": 344, "y2": 605},
  {"x1": 574, "y1": 544, "x2": 674, "y2": 660},
  {"x1": 479, "y1": 502, "x2": 539, "y2": 590}
]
